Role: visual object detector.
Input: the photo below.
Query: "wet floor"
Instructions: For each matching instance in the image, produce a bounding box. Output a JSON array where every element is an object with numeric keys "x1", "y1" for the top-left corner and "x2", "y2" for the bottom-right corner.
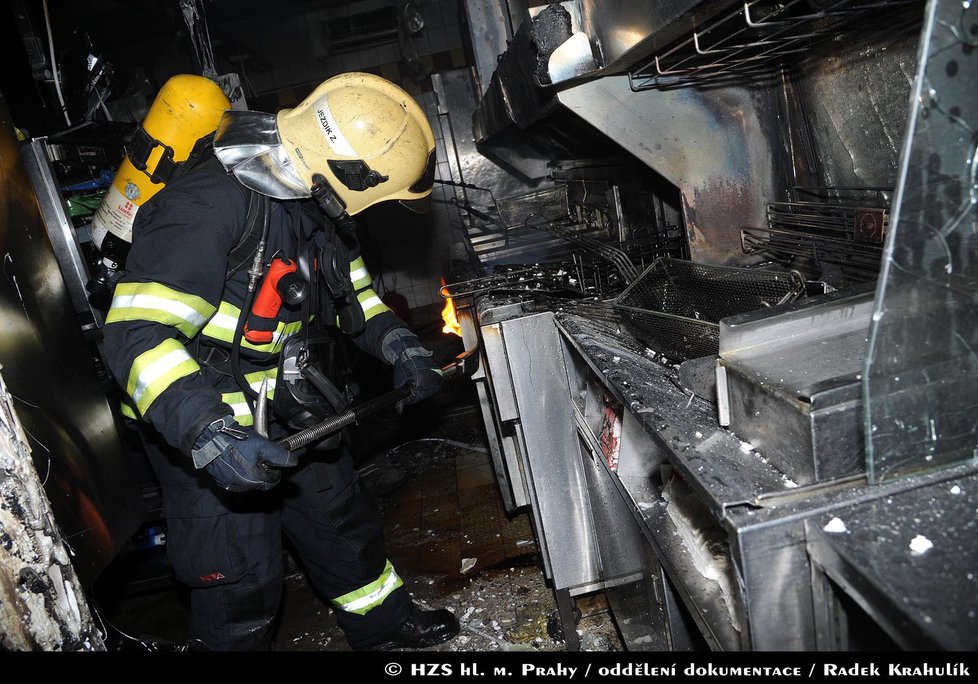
[
  {"x1": 275, "y1": 407, "x2": 622, "y2": 653},
  {"x1": 93, "y1": 388, "x2": 622, "y2": 653}
]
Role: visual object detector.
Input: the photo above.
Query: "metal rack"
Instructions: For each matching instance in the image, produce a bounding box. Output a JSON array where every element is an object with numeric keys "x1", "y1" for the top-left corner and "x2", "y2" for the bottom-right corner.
[
  {"x1": 448, "y1": 180, "x2": 687, "y2": 299},
  {"x1": 441, "y1": 265, "x2": 583, "y2": 300},
  {"x1": 453, "y1": 174, "x2": 687, "y2": 274},
  {"x1": 742, "y1": 187, "x2": 890, "y2": 283},
  {"x1": 629, "y1": 0, "x2": 921, "y2": 90}
]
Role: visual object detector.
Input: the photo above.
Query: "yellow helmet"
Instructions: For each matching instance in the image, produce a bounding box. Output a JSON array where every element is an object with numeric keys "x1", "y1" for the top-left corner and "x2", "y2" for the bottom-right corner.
[
  {"x1": 277, "y1": 73, "x2": 435, "y2": 215},
  {"x1": 214, "y1": 72, "x2": 435, "y2": 215}
]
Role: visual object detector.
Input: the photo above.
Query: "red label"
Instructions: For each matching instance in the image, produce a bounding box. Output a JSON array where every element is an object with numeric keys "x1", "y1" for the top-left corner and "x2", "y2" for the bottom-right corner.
[
  {"x1": 199, "y1": 572, "x2": 226, "y2": 583},
  {"x1": 599, "y1": 392, "x2": 622, "y2": 472}
]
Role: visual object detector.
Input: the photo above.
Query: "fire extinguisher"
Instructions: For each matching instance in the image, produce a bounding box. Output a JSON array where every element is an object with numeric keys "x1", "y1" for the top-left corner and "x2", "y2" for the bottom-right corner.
[{"x1": 87, "y1": 74, "x2": 230, "y2": 308}]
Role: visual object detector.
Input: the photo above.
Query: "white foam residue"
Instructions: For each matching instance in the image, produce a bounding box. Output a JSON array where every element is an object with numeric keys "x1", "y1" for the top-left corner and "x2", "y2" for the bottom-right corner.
[
  {"x1": 661, "y1": 478, "x2": 740, "y2": 632},
  {"x1": 823, "y1": 517, "x2": 848, "y2": 534},
  {"x1": 909, "y1": 535, "x2": 933, "y2": 555},
  {"x1": 950, "y1": 485, "x2": 962, "y2": 495}
]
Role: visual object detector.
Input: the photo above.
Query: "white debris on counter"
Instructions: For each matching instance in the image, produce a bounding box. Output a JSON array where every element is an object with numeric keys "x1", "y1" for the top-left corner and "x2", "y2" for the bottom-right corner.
[
  {"x1": 460, "y1": 558, "x2": 477, "y2": 574},
  {"x1": 909, "y1": 535, "x2": 934, "y2": 555},
  {"x1": 950, "y1": 485, "x2": 962, "y2": 495},
  {"x1": 823, "y1": 517, "x2": 848, "y2": 534}
]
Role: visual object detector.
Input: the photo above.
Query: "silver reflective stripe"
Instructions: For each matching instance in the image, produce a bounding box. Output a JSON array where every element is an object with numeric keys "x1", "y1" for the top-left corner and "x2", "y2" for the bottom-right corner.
[
  {"x1": 131, "y1": 349, "x2": 192, "y2": 406},
  {"x1": 111, "y1": 293, "x2": 208, "y2": 331},
  {"x1": 106, "y1": 282, "x2": 216, "y2": 338},
  {"x1": 359, "y1": 295, "x2": 383, "y2": 312},
  {"x1": 208, "y1": 310, "x2": 239, "y2": 332},
  {"x1": 219, "y1": 369, "x2": 277, "y2": 427},
  {"x1": 127, "y1": 340, "x2": 200, "y2": 414},
  {"x1": 221, "y1": 393, "x2": 253, "y2": 426},
  {"x1": 350, "y1": 257, "x2": 373, "y2": 290},
  {"x1": 356, "y1": 288, "x2": 389, "y2": 320},
  {"x1": 202, "y1": 301, "x2": 304, "y2": 353}
]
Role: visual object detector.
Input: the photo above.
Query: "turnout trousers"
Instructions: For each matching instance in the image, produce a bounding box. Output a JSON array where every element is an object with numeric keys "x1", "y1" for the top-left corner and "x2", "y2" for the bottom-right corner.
[{"x1": 144, "y1": 430, "x2": 411, "y2": 650}]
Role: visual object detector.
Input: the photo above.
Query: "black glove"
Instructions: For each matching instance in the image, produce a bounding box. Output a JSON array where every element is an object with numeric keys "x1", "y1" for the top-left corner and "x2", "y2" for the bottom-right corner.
[
  {"x1": 190, "y1": 416, "x2": 298, "y2": 492},
  {"x1": 383, "y1": 329, "x2": 443, "y2": 407}
]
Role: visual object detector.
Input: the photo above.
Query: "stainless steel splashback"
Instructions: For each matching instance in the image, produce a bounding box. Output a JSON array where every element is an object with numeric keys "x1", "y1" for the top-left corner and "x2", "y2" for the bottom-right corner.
[{"x1": 469, "y1": 0, "x2": 924, "y2": 268}]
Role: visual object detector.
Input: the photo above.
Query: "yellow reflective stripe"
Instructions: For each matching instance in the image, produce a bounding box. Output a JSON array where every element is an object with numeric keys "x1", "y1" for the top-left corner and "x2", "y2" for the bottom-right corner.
[
  {"x1": 220, "y1": 369, "x2": 277, "y2": 426},
  {"x1": 244, "y1": 368, "x2": 277, "y2": 398},
  {"x1": 221, "y1": 392, "x2": 253, "y2": 426},
  {"x1": 120, "y1": 402, "x2": 138, "y2": 420},
  {"x1": 201, "y1": 301, "x2": 303, "y2": 353},
  {"x1": 356, "y1": 288, "x2": 390, "y2": 321},
  {"x1": 331, "y1": 560, "x2": 403, "y2": 615},
  {"x1": 200, "y1": 301, "x2": 245, "y2": 344},
  {"x1": 127, "y1": 339, "x2": 199, "y2": 414},
  {"x1": 107, "y1": 282, "x2": 216, "y2": 338},
  {"x1": 349, "y1": 257, "x2": 372, "y2": 290}
]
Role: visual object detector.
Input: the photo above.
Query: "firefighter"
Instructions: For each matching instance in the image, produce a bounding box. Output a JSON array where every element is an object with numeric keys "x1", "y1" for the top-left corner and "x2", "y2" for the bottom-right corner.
[{"x1": 102, "y1": 73, "x2": 459, "y2": 651}]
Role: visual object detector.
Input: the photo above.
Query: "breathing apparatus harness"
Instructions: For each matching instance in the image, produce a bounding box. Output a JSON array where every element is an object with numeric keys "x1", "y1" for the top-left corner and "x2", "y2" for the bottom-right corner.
[{"x1": 225, "y1": 173, "x2": 367, "y2": 437}]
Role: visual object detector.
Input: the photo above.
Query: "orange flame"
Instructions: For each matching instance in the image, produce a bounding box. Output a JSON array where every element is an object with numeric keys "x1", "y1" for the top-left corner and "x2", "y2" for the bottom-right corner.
[{"x1": 440, "y1": 279, "x2": 462, "y2": 337}]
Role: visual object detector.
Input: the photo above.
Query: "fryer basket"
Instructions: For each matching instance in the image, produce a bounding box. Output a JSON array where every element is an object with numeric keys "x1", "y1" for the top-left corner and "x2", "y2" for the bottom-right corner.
[{"x1": 612, "y1": 258, "x2": 803, "y2": 360}]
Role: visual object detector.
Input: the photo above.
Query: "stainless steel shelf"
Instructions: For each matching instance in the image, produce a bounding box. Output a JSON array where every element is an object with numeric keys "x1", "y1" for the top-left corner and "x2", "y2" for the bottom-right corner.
[{"x1": 571, "y1": 388, "x2": 745, "y2": 650}]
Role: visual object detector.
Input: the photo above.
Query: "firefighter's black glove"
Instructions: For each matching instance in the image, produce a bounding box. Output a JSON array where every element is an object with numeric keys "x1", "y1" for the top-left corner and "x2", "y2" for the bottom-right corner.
[
  {"x1": 191, "y1": 416, "x2": 298, "y2": 492},
  {"x1": 383, "y1": 329, "x2": 443, "y2": 407}
]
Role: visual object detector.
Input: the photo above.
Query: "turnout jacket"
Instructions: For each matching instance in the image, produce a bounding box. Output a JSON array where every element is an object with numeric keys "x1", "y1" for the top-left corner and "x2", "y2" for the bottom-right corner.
[{"x1": 103, "y1": 155, "x2": 405, "y2": 455}]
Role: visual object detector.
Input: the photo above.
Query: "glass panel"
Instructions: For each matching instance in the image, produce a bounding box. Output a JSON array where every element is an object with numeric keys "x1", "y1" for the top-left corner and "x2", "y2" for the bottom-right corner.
[{"x1": 864, "y1": 0, "x2": 978, "y2": 482}]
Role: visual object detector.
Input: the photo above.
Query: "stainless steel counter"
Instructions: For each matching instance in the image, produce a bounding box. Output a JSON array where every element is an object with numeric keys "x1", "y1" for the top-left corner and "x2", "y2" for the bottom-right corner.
[
  {"x1": 806, "y1": 474, "x2": 978, "y2": 650},
  {"x1": 472, "y1": 293, "x2": 977, "y2": 651},
  {"x1": 557, "y1": 311, "x2": 798, "y2": 513},
  {"x1": 554, "y1": 309, "x2": 978, "y2": 650}
]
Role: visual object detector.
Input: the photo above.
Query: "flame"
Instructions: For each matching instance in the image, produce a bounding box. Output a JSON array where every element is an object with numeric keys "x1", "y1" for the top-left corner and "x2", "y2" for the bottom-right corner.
[{"x1": 440, "y1": 279, "x2": 462, "y2": 337}]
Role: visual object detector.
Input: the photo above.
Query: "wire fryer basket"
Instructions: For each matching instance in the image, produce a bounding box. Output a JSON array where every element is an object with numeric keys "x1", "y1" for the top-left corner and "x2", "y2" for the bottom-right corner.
[{"x1": 612, "y1": 258, "x2": 804, "y2": 360}]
